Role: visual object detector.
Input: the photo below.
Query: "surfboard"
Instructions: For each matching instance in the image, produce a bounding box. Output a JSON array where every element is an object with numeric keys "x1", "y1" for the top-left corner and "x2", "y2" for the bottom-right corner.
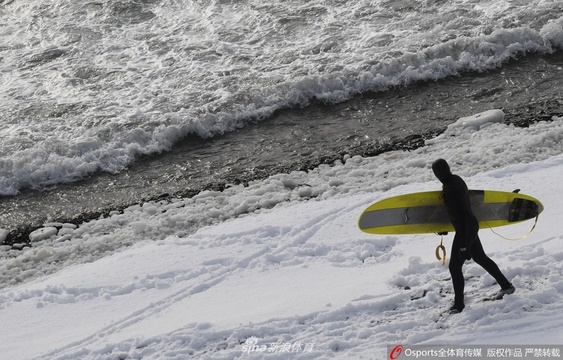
[{"x1": 358, "y1": 190, "x2": 543, "y2": 235}]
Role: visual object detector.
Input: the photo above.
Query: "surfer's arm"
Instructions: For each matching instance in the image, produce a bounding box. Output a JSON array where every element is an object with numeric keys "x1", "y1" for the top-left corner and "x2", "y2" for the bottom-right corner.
[{"x1": 443, "y1": 187, "x2": 472, "y2": 247}]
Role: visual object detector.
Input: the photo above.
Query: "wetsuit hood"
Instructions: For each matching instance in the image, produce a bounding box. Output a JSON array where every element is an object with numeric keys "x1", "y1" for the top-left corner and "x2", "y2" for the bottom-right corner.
[{"x1": 432, "y1": 158, "x2": 452, "y2": 183}]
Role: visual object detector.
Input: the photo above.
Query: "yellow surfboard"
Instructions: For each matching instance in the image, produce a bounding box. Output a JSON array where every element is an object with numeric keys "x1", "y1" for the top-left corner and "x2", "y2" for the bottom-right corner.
[{"x1": 358, "y1": 190, "x2": 543, "y2": 235}]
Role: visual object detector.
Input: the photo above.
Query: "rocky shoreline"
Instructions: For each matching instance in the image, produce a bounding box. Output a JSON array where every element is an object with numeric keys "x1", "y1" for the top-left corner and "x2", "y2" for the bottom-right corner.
[{"x1": 3, "y1": 96, "x2": 561, "y2": 248}]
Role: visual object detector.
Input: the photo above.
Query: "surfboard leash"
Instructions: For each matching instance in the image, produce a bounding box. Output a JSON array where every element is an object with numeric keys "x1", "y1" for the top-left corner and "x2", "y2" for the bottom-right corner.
[
  {"x1": 432, "y1": 214, "x2": 539, "y2": 266},
  {"x1": 435, "y1": 235, "x2": 447, "y2": 266},
  {"x1": 487, "y1": 214, "x2": 540, "y2": 241}
]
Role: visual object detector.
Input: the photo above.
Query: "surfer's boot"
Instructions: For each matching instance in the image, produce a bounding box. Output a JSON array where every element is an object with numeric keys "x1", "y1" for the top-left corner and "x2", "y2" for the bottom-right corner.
[
  {"x1": 495, "y1": 284, "x2": 515, "y2": 300},
  {"x1": 448, "y1": 302, "x2": 465, "y2": 314}
]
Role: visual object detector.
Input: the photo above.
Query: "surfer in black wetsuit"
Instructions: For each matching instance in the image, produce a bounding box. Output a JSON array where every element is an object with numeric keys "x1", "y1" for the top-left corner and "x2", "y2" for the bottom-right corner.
[{"x1": 432, "y1": 159, "x2": 515, "y2": 314}]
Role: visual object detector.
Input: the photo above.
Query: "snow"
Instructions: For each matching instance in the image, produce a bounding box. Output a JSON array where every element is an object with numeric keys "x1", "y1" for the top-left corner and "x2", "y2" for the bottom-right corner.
[{"x1": 0, "y1": 110, "x2": 562, "y2": 359}]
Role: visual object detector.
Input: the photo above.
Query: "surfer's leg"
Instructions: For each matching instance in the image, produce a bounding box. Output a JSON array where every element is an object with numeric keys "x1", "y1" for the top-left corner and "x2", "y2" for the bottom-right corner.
[
  {"x1": 449, "y1": 236, "x2": 465, "y2": 310},
  {"x1": 470, "y1": 237, "x2": 512, "y2": 289}
]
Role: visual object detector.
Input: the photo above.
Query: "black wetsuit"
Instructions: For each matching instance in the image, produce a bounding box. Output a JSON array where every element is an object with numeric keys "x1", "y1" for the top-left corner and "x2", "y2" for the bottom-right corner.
[{"x1": 433, "y1": 159, "x2": 511, "y2": 310}]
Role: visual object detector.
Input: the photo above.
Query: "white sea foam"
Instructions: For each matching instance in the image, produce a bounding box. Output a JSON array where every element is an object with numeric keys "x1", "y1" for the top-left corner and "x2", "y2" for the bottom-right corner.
[{"x1": 0, "y1": 1, "x2": 562, "y2": 194}]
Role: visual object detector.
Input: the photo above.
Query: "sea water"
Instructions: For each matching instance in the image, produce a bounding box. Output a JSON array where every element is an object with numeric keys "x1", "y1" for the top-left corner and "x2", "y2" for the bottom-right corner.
[{"x1": 0, "y1": 0, "x2": 562, "y2": 238}]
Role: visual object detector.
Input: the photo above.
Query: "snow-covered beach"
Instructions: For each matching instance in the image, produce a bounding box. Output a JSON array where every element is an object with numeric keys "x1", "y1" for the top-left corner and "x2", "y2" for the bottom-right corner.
[{"x1": 1, "y1": 111, "x2": 562, "y2": 359}]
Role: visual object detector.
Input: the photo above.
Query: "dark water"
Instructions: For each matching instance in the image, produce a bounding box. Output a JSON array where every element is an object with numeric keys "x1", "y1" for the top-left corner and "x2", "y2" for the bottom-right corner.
[{"x1": 2, "y1": 52, "x2": 563, "y2": 245}]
